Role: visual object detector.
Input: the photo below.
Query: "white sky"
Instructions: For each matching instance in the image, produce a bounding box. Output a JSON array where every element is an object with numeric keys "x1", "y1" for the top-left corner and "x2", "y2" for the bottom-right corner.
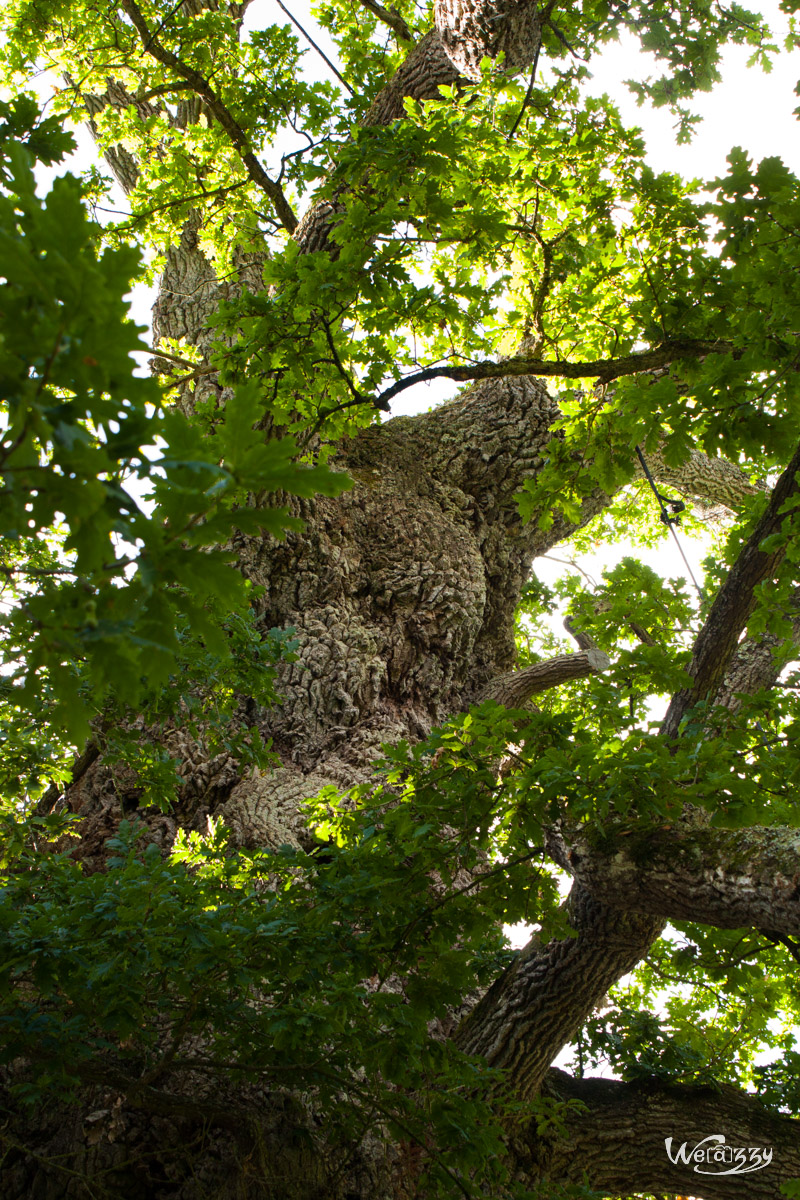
[{"x1": 587, "y1": 16, "x2": 800, "y2": 178}]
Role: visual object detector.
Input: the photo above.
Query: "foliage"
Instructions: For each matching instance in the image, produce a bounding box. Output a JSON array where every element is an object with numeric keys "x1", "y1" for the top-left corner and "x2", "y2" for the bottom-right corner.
[
  {"x1": 0, "y1": 797, "x2": 518, "y2": 1193},
  {"x1": 0, "y1": 101, "x2": 349, "y2": 766}
]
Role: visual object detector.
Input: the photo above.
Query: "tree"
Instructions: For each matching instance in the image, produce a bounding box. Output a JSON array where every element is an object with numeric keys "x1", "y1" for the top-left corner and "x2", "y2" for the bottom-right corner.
[{"x1": 1, "y1": 0, "x2": 800, "y2": 1196}]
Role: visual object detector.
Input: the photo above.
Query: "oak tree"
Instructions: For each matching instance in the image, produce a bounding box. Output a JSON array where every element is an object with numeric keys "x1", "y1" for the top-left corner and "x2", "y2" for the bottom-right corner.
[{"x1": 2, "y1": 1, "x2": 800, "y2": 1197}]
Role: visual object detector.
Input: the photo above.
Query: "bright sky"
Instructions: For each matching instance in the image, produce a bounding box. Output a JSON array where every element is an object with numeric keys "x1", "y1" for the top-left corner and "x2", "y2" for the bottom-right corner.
[{"x1": 587, "y1": 12, "x2": 800, "y2": 179}]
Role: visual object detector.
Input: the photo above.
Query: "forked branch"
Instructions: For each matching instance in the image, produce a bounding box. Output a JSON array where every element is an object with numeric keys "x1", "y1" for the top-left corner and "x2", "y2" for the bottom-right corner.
[
  {"x1": 119, "y1": 0, "x2": 298, "y2": 232},
  {"x1": 546, "y1": 822, "x2": 800, "y2": 937},
  {"x1": 352, "y1": 0, "x2": 414, "y2": 42}
]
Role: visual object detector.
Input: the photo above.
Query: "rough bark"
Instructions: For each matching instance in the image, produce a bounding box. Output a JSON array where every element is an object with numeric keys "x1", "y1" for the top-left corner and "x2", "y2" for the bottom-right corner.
[
  {"x1": 480, "y1": 648, "x2": 610, "y2": 706},
  {"x1": 435, "y1": 0, "x2": 543, "y2": 78},
  {"x1": 642, "y1": 441, "x2": 763, "y2": 513},
  {"x1": 295, "y1": 0, "x2": 545, "y2": 254},
  {"x1": 454, "y1": 890, "x2": 664, "y2": 1098},
  {"x1": 214, "y1": 375, "x2": 600, "y2": 850},
  {"x1": 546, "y1": 821, "x2": 800, "y2": 936},
  {"x1": 535, "y1": 1069, "x2": 800, "y2": 1200},
  {"x1": 663, "y1": 438, "x2": 800, "y2": 738},
  {"x1": 63, "y1": 369, "x2": 752, "y2": 858},
  {"x1": 713, "y1": 585, "x2": 800, "y2": 712}
]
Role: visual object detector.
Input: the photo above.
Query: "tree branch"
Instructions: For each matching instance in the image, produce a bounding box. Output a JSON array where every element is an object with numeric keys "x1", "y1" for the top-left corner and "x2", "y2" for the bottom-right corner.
[
  {"x1": 478, "y1": 649, "x2": 610, "y2": 707},
  {"x1": 546, "y1": 821, "x2": 800, "y2": 937},
  {"x1": 714, "y1": 586, "x2": 800, "y2": 713},
  {"x1": 119, "y1": 0, "x2": 298, "y2": 233},
  {"x1": 643, "y1": 441, "x2": 762, "y2": 512},
  {"x1": 69, "y1": 74, "x2": 161, "y2": 195},
  {"x1": 373, "y1": 339, "x2": 730, "y2": 408},
  {"x1": 294, "y1": 30, "x2": 460, "y2": 253},
  {"x1": 76, "y1": 1061, "x2": 253, "y2": 1136},
  {"x1": 536, "y1": 1068, "x2": 800, "y2": 1200},
  {"x1": 352, "y1": 0, "x2": 413, "y2": 43},
  {"x1": 435, "y1": 0, "x2": 542, "y2": 79},
  {"x1": 453, "y1": 888, "x2": 663, "y2": 1098},
  {"x1": 35, "y1": 742, "x2": 100, "y2": 816},
  {"x1": 392, "y1": 364, "x2": 756, "y2": 557},
  {"x1": 662, "y1": 437, "x2": 800, "y2": 739}
]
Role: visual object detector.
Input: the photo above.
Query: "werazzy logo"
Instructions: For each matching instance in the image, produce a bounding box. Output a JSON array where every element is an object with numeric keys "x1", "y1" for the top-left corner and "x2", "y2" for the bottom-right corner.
[{"x1": 665, "y1": 1135, "x2": 773, "y2": 1176}]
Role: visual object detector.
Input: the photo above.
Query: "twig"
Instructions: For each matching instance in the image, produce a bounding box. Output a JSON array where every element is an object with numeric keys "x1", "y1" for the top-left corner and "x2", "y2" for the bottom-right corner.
[
  {"x1": 143, "y1": 345, "x2": 206, "y2": 367},
  {"x1": 134, "y1": 81, "x2": 197, "y2": 103},
  {"x1": 507, "y1": 39, "x2": 541, "y2": 140},
  {"x1": 545, "y1": 14, "x2": 585, "y2": 60},
  {"x1": 0, "y1": 563, "x2": 75, "y2": 579},
  {"x1": 111, "y1": 179, "x2": 249, "y2": 230},
  {"x1": 307, "y1": 393, "x2": 379, "y2": 438},
  {"x1": 142, "y1": 0, "x2": 187, "y2": 49},
  {"x1": 540, "y1": 553, "x2": 597, "y2": 588},
  {"x1": 162, "y1": 367, "x2": 218, "y2": 390},
  {"x1": 319, "y1": 316, "x2": 389, "y2": 411}
]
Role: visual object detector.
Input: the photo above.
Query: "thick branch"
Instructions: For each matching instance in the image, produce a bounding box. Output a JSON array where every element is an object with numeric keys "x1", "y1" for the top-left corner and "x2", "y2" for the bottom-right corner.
[
  {"x1": 295, "y1": 0, "x2": 548, "y2": 252},
  {"x1": 72, "y1": 75, "x2": 161, "y2": 195},
  {"x1": 547, "y1": 822, "x2": 800, "y2": 936},
  {"x1": 454, "y1": 887, "x2": 663, "y2": 1098},
  {"x1": 395, "y1": 368, "x2": 756, "y2": 561},
  {"x1": 294, "y1": 30, "x2": 460, "y2": 254},
  {"x1": 119, "y1": 0, "x2": 298, "y2": 232},
  {"x1": 363, "y1": 29, "x2": 460, "y2": 124},
  {"x1": 479, "y1": 649, "x2": 610, "y2": 707},
  {"x1": 662, "y1": 438, "x2": 800, "y2": 739},
  {"x1": 715, "y1": 587, "x2": 800, "y2": 712},
  {"x1": 76, "y1": 1062, "x2": 253, "y2": 1136},
  {"x1": 645, "y1": 442, "x2": 762, "y2": 513},
  {"x1": 435, "y1": 0, "x2": 543, "y2": 79},
  {"x1": 537, "y1": 1068, "x2": 800, "y2": 1200},
  {"x1": 35, "y1": 742, "x2": 99, "y2": 816}
]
